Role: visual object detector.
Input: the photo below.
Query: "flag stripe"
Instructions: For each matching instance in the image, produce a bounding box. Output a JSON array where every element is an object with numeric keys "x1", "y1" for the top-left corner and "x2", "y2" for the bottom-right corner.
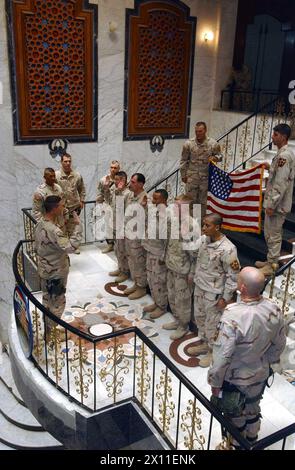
[{"x1": 207, "y1": 196, "x2": 260, "y2": 212}]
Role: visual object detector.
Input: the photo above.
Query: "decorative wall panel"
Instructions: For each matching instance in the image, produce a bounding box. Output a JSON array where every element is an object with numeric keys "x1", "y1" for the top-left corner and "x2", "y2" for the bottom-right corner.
[
  {"x1": 124, "y1": 0, "x2": 196, "y2": 140},
  {"x1": 6, "y1": 0, "x2": 98, "y2": 144}
]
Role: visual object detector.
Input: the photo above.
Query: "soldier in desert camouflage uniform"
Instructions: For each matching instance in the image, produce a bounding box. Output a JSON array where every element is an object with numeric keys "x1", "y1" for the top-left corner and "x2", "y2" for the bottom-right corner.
[
  {"x1": 188, "y1": 213, "x2": 240, "y2": 368},
  {"x1": 255, "y1": 124, "x2": 295, "y2": 276},
  {"x1": 96, "y1": 160, "x2": 120, "y2": 254},
  {"x1": 34, "y1": 196, "x2": 82, "y2": 333},
  {"x1": 32, "y1": 168, "x2": 68, "y2": 232},
  {"x1": 124, "y1": 173, "x2": 148, "y2": 300},
  {"x1": 180, "y1": 122, "x2": 222, "y2": 218},
  {"x1": 163, "y1": 194, "x2": 201, "y2": 340},
  {"x1": 55, "y1": 153, "x2": 86, "y2": 253},
  {"x1": 107, "y1": 171, "x2": 131, "y2": 283},
  {"x1": 142, "y1": 189, "x2": 169, "y2": 319},
  {"x1": 208, "y1": 267, "x2": 286, "y2": 448}
]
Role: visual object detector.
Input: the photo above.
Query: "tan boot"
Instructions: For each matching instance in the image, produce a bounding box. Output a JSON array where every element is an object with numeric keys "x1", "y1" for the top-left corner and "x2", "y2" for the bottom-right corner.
[
  {"x1": 124, "y1": 284, "x2": 137, "y2": 295},
  {"x1": 187, "y1": 342, "x2": 209, "y2": 356},
  {"x1": 150, "y1": 307, "x2": 165, "y2": 319},
  {"x1": 109, "y1": 269, "x2": 120, "y2": 277},
  {"x1": 170, "y1": 326, "x2": 188, "y2": 340},
  {"x1": 74, "y1": 248, "x2": 80, "y2": 254},
  {"x1": 102, "y1": 244, "x2": 114, "y2": 254},
  {"x1": 162, "y1": 320, "x2": 179, "y2": 330},
  {"x1": 198, "y1": 352, "x2": 212, "y2": 368},
  {"x1": 128, "y1": 287, "x2": 147, "y2": 300},
  {"x1": 115, "y1": 273, "x2": 129, "y2": 283},
  {"x1": 143, "y1": 303, "x2": 157, "y2": 313},
  {"x1": 254, "y1": 260, "x2": 268, "y2": 268},
  {"x1": 259, "y1": 263, "x2": 275, "y2": 276}
]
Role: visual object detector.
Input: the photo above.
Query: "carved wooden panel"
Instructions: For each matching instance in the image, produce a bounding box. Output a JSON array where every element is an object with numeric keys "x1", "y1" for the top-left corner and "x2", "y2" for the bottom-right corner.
[
  {"x1": 124, "y1": 0, "x2": 196, "y2": 140},
  {"x1": 7, "y1": 0, "x2": 97, "y2": 144}
]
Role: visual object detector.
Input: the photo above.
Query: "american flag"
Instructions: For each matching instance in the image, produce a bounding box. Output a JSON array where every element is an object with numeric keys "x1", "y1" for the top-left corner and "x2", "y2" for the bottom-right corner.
[{"x1": 207, "y1": 163, "x2": 264, "y2": 233}]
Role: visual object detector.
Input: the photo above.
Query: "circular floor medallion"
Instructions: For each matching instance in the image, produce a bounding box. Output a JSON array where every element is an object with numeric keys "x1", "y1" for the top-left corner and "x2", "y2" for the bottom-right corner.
[{"x1": 89, "y1": 323, "x2": 113, "y2": 337}]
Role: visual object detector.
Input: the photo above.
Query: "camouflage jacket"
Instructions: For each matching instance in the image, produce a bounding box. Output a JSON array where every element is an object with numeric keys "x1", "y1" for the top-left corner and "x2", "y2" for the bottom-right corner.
[
  {"x1": 180, "y1": 137, "x2": 222, "y2": 181},
  {"x1": 125, "y1": 190, "x2": 148, "y2": 241},
  {"x1": 35, "y1": 219, "x2": 82, "y2": 279},
  {"x1": 193, "y1": 235, "x2": 240, "y2": 301},
  {"x1": 263, "y1": 144, "x2": 295, "y2": 214},
  {"x1": 96, "y1": 174, "x2": 116, "y2": 205},
  {"x1": 56, "y1": 168, "x2": 86, "y2": 211},
  {"x1": 32, "y1": 183, "x2": 64, "y2": 222},
  {"x1": 142, "y1": 206, "x2": 168, "y2": 257},
  {"x1": 208, "y1": 297, "x2": 286, "y2": 388}
]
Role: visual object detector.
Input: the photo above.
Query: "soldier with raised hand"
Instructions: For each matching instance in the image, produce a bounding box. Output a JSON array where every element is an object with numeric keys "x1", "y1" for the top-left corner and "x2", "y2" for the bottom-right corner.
[
  {"x1": 142, "y1": 189, "x2": 169, "y2": 319},
  {"x1": 208, "y1": 267, "x2": 286, "y2": 449},
  {"x1": 187, "y1": 213, "x2": 240, "y2": 368},
  {"x1": 180, "y1": 121, "x2": 222, "y2": 218},
  {"x1": 96, "y1": 160, "x2": 121, "y2": 254},
  {"x1": 124, "y1": 173, "x2": 148, "y2": 300},
  {"x1": 32, "y1": 168, "x2": 67, "y2": 232},
  {"x1": 107, "y1": 171, "x2": 131, "y2": 283},
  {"x1": 162, "y1": 194, "x2": 200, "y2": 340},
  {"x1": 55, "y1": 153, "x2": 86, "y2": 253},
  {"x1": 34, "y1": 196, "x2": 82, "y2": 334},
  {"x1": 255, "y1": 124, "x2": 295, "y2": 276}
]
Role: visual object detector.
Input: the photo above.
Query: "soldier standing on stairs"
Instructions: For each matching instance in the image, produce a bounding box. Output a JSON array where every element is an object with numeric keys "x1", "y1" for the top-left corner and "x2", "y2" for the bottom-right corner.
[
  {"x1": 96, "y1": 160, "x2": 121, "y2": 254},
  {"x1": 187, "y1": 213, "x2": 240, "y2": 368},
  {"x1": 255, "y1": 124, "x2": 295, "y2": 276}
]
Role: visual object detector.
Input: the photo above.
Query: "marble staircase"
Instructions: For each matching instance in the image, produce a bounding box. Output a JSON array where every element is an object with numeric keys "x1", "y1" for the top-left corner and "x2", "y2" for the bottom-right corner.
[{"x1": 0, "y1": 348, "x2": 64, "y2": 450}]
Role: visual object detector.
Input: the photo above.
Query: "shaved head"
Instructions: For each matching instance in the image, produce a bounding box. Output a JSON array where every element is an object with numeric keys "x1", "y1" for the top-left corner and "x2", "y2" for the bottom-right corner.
[{"x1": 238, "y1": 267, "x2": 265, "y2": 297}]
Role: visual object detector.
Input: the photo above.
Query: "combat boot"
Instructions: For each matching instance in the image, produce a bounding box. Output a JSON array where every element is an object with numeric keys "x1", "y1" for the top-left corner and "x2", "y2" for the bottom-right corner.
[
  {"x1": 143, "y1": 303, "x2": 157, "y2": 313},
  {"x1": 187, "y1": 341, "x2": 209, "y2": 356},
  {"x1": 115, "y1": 273, "x2": 129, "y2": 283},
  {"x1": 170, "y1": 326, "x2": 188, "y2": 340},
  {"x1": 109, "y1": 269, "x2": 120, "y2": 277},
  {"x1": 128, "y1": 286, "x2": 147, "y2": 300},
  {"x1": 102, "y1": 243, "x2": 114, "y2": 254},
  {"x1": 254, "y1": 260, "x2": 268, "y2": 268},
  {"x1": 198, "y1": 351, "x2": 213, "y2": 368},
  {"x1": 162, "y1": 320, "x2": 178, "y2": 330},
  {"x1": 150, "y1": 307, "x2": 165, "y2": 319},
  {"x1": 124, "y1": 284, "x2": 137, "y2": 295},
  {"x1": 259, "y1": 263, "x2": 275, "y2": 276}
]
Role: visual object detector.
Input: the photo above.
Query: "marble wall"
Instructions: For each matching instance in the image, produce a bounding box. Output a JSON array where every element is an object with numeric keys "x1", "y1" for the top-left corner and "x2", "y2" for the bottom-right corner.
[{"x1": 0, "y1": 0, "x2": 238, "y2": 341}]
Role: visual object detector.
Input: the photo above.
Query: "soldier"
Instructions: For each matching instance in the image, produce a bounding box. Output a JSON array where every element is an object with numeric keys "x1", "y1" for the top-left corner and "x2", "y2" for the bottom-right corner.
[
  {"x1": 32, "y1": 168, "x2": 68, "y2": 232},
  {"x1": 34, "y1": 196, "x2": 82, "y2": 334},
  {"x1": 180, "y1": 121, "x2": 222, "y2": 218},
  {"x1": 187, "y1": 213, "x2": 240, "y2": 368},
  {"x1": 96, "y1": 160, "x2": 121, "y2": 254},
  {"x1": 142, "y1": 189, "x2": 168, "y2": 319},
  {"x1": 163, "y1": 194, "x2": 200, "y2": 340},
  {"x1": 124, "y1": 173, "x2": 148, "y2": 300},
  {"x1": 255, "y1": 124, "x2": 295, "y2": 276},
  {"x1": 108, "y1": 171, "x2": 131, "y2": 283},
  {"x1": 55, "y1": 153, "x2": 86, "y2": 253},
  {"x1": 208, "y1": 267, "x2": 286, "y2": 448}
]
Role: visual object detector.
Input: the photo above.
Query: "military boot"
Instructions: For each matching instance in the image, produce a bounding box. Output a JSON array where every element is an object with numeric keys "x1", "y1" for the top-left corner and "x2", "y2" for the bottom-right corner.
[
  {"x1": 254, "y1": 260, "x2": 268, "y2": 268},
  {"x1": 259, "y1": 263, "x2": 275, "y2": 276},
  {"x1": 124, "y1": 284, "x2": 137, "y2": 295},
  {"x1": 150, "y1": 307, "x2": 165, "y2": 319},
  {"x1": 198, "y1": 351, "x2": 213, "y2": 368},
  {"x1": 102, "y1": 243, "x2": 114, "y2": 254},
  {"x1": 143, "y1": 303, "x2": 157, "y2": 313},
  {"x1": 109, "y1": 269, "x2": 120, "y2": 277},
  {"x1": 162, "y1": 320, "x2": 178, "y2": 330},
  {"x1": 115, "y1": 273, "x2": 129, "y2": 283},
  {"x1": 128, "y1": 286, "x2": 147, "y2": 300},
  {"x1": 187, "y1": 341, "x2": 209, "y2": 356},
  {"x1": 170, "y1": 326, "x2": 188, "y2": 340}
]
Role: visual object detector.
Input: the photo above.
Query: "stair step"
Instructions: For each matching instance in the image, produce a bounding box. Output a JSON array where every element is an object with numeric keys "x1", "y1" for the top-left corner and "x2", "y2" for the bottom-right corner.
[
  {"x1": 0, "y1": 408, "x2": 63, "y2": 450},
  {"x1": 0, "y1": 380, "x2": 43, "y2": 431},
  {"x1": 0, "y1": 442, "x2": 14, "y2": 450},
  {"x1": 0, "y1": 352, "x2": 26, "y2": 406}
]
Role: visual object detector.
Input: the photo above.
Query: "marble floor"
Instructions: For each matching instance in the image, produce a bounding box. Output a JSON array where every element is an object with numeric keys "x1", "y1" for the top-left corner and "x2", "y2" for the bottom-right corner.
[{"x1": 32, "y1": 243, "x2": 295, "y2": 450}]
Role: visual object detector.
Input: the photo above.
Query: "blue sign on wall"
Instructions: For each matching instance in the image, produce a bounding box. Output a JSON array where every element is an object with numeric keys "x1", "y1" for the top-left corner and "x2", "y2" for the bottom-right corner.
[{"x1": 13, "y1": 285, "x2": 33, "y2": 358}]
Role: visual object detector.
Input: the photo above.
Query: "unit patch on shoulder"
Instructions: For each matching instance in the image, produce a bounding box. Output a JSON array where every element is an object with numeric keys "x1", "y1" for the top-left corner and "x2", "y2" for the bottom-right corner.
[
  {"x1": 230, "y1": 260, "x2": 240, "y2": 271},
  {"x1": 278, "y1": 157, "x2": 287, "y2": 167}
]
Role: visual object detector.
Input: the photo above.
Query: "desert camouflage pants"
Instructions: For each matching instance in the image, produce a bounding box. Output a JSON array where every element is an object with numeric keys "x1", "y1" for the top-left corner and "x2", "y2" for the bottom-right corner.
[
  {"x1": 186, "y1": 177, "x2": 208, "y2": 219},
  {"x1": 229, "y1": 382, "x2": 265, "y2": 446},
  {"x1": 125, "y1": 238, "x2": 147, "y2": 287},
  {"x1": 264, "y1": 212, "x2": 286, "y2": 264},
  {"x1": 167, "y1": 270, "x2": 192, "y2": 327},
  {"x1": 114, "y1": 237, "x2": 129, "y2": 274},
  {"x1": 66, "y1": 207, "x2": 83, "y2": 244},
  {"x1": 41, "y1": 275, "x2": 68, "y2": 329},
  {"x1": 194, "y1": 285, "x2": 222, "y2": 347},
  {"x1": 146, "y1": 252, "x2": 168, "y2": 310}
]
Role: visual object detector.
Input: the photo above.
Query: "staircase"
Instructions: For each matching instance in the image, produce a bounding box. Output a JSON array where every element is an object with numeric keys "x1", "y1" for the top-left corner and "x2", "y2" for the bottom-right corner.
[{"x1": 0, "y1": 348, "x2": 64, "y2": 450}]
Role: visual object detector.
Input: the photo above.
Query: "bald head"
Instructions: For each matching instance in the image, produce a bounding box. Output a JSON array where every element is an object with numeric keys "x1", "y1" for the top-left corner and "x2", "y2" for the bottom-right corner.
[{"x1": 238, "y1": 267, "x2": 265, "y2": 298}]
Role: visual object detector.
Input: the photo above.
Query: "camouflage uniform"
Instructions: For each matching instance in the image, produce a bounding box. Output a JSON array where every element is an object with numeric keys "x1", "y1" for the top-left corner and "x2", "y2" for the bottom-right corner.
[
  {"x1": 96, "y1": 174, "x2": 116, "y2": 205},
  {"x1": 109, "y1": 186, "x2": 132, "y2": 275},
  {"x1": 32, "y1": 182, "x2": 68, "y2": 232},
  {"x1": 192, "y1": 235, "x2": 240, "y2": 347},
  {"x1": 165, "y1": 216, "x2": 199, "y2": 327},
  {"x1": 34, "y1": 219, "x2": 82, "y2": 322},
  {"x1": 142, "y1": 208, "x2": 168, "y2": 310},
  {"x1": 56, "y1": 168, "x2": 86, "y2": 237},
  {"x1": 180, "y1": 137, "x2": 222, "y2": 217},
  {"x1": 125, "y1": 190, "x2": 148, "y2": 288},
  {"x1": 208, "y1": 297, "x2": 286, "y2": 443},
  {"x1": 263, "y1": 144, "x2": 295, "y2": 264}
]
